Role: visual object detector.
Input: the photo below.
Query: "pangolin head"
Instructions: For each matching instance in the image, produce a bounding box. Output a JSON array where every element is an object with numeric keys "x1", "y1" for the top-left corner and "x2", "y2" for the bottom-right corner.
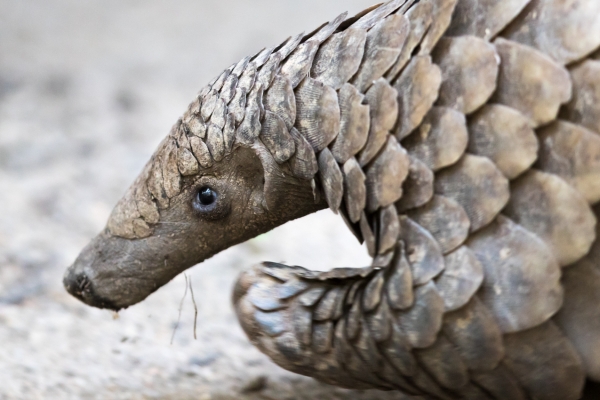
[{"x1": 63, "y1": 80, "x2": 325, "y2": 310}]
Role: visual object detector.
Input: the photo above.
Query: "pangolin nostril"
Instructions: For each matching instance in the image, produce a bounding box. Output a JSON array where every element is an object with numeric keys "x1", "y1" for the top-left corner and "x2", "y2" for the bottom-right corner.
[
  {"x1": 63, "y1": 269, "x2": 90, "y2": 300},
  {"x1": 76, "y1": 273, "x2": 90, "y2": 291}
]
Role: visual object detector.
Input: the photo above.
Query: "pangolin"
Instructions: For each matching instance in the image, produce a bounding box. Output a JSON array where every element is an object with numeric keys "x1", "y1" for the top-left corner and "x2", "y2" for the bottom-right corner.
[{"x1": 63, "y1": 0, "x2": 600, "y2": 398}]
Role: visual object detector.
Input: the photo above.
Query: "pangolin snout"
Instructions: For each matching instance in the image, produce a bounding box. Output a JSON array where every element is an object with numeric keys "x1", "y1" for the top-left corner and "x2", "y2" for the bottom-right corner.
[
  {"x1": 64, "y1": 233, "x2": 124, "y2": 310},
  {"x1": 64, "y1": 229, "x2": 196, "y2": 310},
  {"x1": 65, "y1": 229, "x2": 269, "y2": 312}
]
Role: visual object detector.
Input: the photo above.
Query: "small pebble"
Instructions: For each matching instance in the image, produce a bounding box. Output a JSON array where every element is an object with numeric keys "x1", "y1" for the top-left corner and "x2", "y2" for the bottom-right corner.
[{"x1": 240, "y1": 375, "x2": 267, "y2": 393}]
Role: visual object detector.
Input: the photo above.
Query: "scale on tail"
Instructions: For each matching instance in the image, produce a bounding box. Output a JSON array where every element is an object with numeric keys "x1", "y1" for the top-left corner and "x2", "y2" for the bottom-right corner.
[{"x1": 64, "y1": 0, "x2": 600, "y2": 398}]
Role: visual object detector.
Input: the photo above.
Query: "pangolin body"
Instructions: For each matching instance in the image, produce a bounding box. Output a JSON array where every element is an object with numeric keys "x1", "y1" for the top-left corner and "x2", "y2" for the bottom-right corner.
[{"x1": 64, "y1": 0, "x2": 600, "y2": 398}]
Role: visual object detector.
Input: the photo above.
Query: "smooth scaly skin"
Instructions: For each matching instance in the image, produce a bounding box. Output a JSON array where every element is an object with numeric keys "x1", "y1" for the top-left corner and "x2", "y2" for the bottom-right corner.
[{"x1": 64, "y1": 0, "x2": 600, "y2": 398}]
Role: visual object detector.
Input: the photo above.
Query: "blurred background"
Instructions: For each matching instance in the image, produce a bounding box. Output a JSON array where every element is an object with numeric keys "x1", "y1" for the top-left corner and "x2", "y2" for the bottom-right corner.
[{"x1": 0, "y1": 1, "x2": 405, "y2": 399}]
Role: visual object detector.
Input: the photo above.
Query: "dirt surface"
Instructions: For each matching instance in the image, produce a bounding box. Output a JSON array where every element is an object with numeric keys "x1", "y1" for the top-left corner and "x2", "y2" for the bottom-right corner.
[{"x1": 0, "y1": 1, "x2": 412, "y2": 399}]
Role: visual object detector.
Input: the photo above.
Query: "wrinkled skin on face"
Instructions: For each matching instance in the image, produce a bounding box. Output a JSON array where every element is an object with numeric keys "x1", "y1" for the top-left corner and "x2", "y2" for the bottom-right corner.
[{"x1": 63, "y1": 142, "x2": 324, "y2": 310}]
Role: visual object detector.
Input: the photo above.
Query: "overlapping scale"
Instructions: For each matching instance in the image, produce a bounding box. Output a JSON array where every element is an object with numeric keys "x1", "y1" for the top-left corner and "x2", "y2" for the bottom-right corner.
[
  {"x1": 555, "y1": 259, "x2": 600, "y2": 381},
  {"x1": 442, "y1": 296, "x2": 503, "y2": 371},
  {"x1": 435, "y1": 246, "x2": 483, "y2": 312},
  {"x1": 365, "y1": 136, "x2": 410, "y2": 212},
  {"x1": 402, "y1": 106, "x2": 468, "y2": 172},
  {"x1": 317, "y1": 148, "x2": 344, "y2": 213},
  {"x1": 503, "y1": 321, "x2": 585, "y2": 400},
  {"x1": 445, "y1": 0, "x2": 531, "y2": 40},
  {"x1": 385, "y1": 244, "x2": 414, "y2": 310},
  {"x1": 432, "y1": 36, "x2": 499, "y2": 114},
  {"x1": 393, "y1": 55, "x2": 442, "y2": 140},
  {"x1": 161, "y1": 140, "x2": 181, "y2": 199},
  {"x1": 467, "y1": 215, "x2": 563, "y2": 333},
  {"x1": 492, "y1": 38, "x2": 572, "y2": 127},
  {"x1": 264, "y1": 74, "x2": 296, "y2": 130},
  {"x1": 415, "y1": 335, "x2": 469, "y2": 390},
  {"x1": 503, "y1": 170, "x2": 596, "y2": 266},
  {"x1": 288, "y1": 127, "x2": 318, "y2": 180},
  {"x1": 434, "y1": 154, "x2": 510, "y2": 232},
  {"x1": 417, "y1": 0, "x2": 458, "y2": 56},
  {"x1": 408, "y1": 195, "x2": 470, "y2": 254},
  {"x1": 259, "y1": 111, "x2": 295, "y2": 164},
  {"x1": 341, "y1": 158, "x2": 366, "y2": 223},
  {"x1": 385, "y1": 0, "x2": 434, "y2": 80},
  {"x1": 467, "y1": 104, "x2": 538, "y2": 179},
  {"x1": 502, "y1": 0, "x2": 600, "y2": 65},
  {"x1": 294, "y1": 77, "x2": 341, "y2": 152},
  {"x1": 395, "y1": 281, "x2": 444, "y2": 348},
  {"x1": 399, "y1": 216, "x2": 444, "y2": 285},
  {"x1": 471, "y1": 366, "x2": 527, "y2": 400},
  {"x1": 206, "y1": 123, "x2": 225, "y2": 162},
  {"x1": 395, "y1": 156, "x2": 434, "y2": 212},
  {"x1": 358, "y1": 79, "x2": 398, "y2": 166},
  {"x1": 352, "y1": 14, "x2": 409, "y2": 93},
  {"x1": 537, "y1": 120, "x2": 600, "y2": 203},
  {"x1": 561, "y1": 60, "x2": 600, "y2": 134},
  {"x1": 329, "y1": 83, "x2": 370, "y2": 164},
  {"x1": 311, "y1": 27, "x2": 367, "y2": 90}
]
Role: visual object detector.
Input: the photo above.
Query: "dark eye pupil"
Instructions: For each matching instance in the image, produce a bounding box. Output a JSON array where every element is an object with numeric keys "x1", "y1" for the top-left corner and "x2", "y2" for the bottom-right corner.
[{"x1": 198, "y1": 187, "x2": 216, "y2": 205}]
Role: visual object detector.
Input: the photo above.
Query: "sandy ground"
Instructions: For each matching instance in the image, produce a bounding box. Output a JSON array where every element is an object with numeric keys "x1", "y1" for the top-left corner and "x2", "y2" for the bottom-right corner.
[{"x1": 0, "y1": 1, "x2": 411, "y2": 399}]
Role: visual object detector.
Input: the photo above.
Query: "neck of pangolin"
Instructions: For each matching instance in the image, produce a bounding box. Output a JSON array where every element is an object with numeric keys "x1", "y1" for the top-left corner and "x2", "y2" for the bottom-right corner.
[{"x1": 65, "y1": 0, "x2": 600, "y2": 397}]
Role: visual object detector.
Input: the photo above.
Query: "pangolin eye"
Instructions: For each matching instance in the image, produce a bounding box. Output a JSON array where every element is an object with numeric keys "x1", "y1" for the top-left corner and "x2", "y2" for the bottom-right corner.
[
  {"x1": 191, "y1": 184, "x2": 229, "y2": 220},
  {"x1": 197, "y1": 187, "x2": 217, "y2": 206}
]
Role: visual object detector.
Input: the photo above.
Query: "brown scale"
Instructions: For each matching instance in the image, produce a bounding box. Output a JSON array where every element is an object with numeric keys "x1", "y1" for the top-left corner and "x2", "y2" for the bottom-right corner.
[
  {"x1": 402, "y1": 106, "x2": 468, "y2": 172},
  {"x1": 432, "y1": 36, "x2": 499, "y2": 114},
  {"x1": 393, "y1": 55, "x2": 442, "y2": 140},
  {"x1": 435, "y1": 246, "x2": 483, "y2": 312},
  {"x1": 351, "y1": 13, "x2": 410, "y2": 93},
  {"x1": 357, "y1": 78, "x2": 398, "y2": 166},
  {"x1": 562, "y1": 60, "x2": 600, "y2": 134},
  {"x1": 329, "y1": 83, "x2": 370, "y2": 164},
  {"x1": 555, "y1": 204, "x2": 600, "y2": 383},
  {"x1": 399, "y1": 215, "x2": 444, "y2": 285},
  {"x1": 68, "y1": 0, "x2": 600, "y2": 398},
  {"x1": 394, "y1": 156, "x2": 434, "y2": 212},
  {"x1": 467, "y1": 103, "x2": 538, "y2": 179}
]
